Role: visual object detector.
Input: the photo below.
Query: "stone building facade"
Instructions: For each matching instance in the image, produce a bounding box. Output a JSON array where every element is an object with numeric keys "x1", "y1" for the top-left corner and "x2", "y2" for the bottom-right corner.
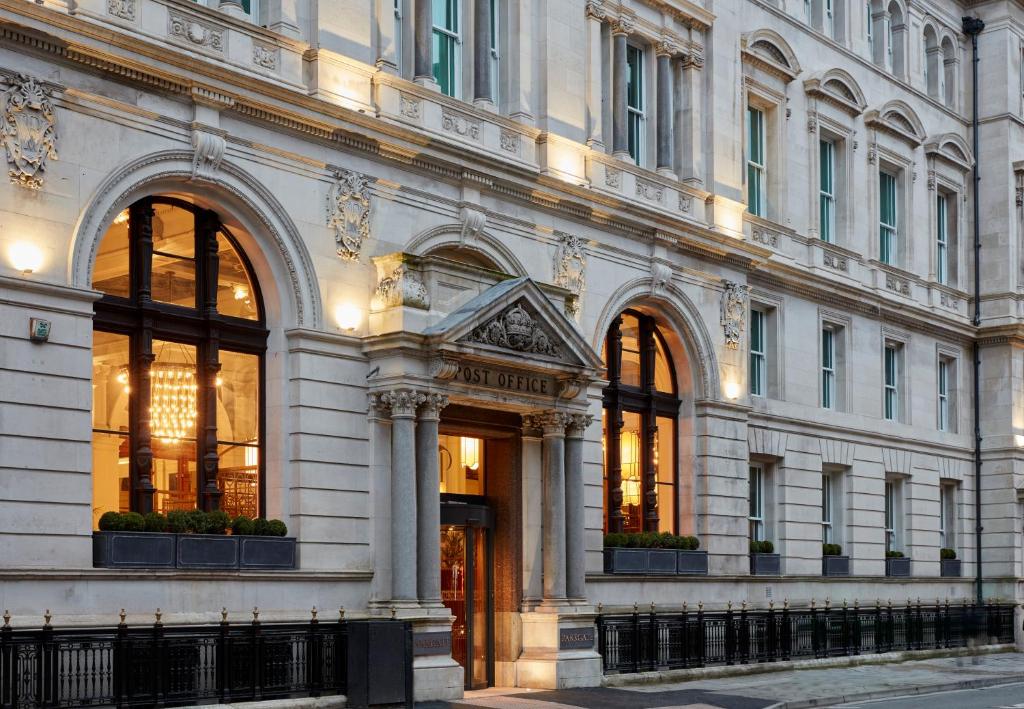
[{"x1": 1, "y1": 0, "x2": 1023, "y2": 699}]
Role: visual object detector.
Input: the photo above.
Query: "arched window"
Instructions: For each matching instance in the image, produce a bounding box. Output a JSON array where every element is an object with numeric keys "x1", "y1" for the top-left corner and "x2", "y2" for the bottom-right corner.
[
  {"x1": 924, "y1": 25, "x2": 940, "y2": 99},
  {"x1": 602, "y1": 311, "x2": 681, "y2": 534},
  {"x1": 91, "y1": 197, "x2": 267, "y2": 528}
]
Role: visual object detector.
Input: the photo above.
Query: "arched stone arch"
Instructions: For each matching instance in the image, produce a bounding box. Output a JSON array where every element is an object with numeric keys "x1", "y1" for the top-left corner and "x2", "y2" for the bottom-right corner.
[
  {"x1": 592, "y1": 278, "x2": 720, "y2": 402},
  {"x1": 69, "y1": 151, "x2": 322, "y2": 329},
  {"x1": 406, "y1": 223, "x2": 528, "y2": 277},
  {"x1": 741, "y1": 29, "x2": 802, "y2": 82},
  {"x1": 924, "y1": 133, "x2": 974, "y2": 171},
  {"x1": 865, "y1": 99, "x2": 926, "y2": 147},
  {"x1": 804, "y1": 68, "x2": 867, "y2": 115}
]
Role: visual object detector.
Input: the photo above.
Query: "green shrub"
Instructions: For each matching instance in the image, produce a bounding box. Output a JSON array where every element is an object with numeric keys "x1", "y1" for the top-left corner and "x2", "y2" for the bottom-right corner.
[
  {"x1": 183, "y1": 509, "x2": 209, "y2": 534},
  {"x1": 120, "y1": 512, "x2": 145, "y2": 532},
  {"x1": 143, "y1": 512, "x2": 168, "y2": 532},
  {"x1": 685, "y1": 536, "x2": 700, "y2": 551},
  {"x1": 98, "y1": 511, "x2": 123, "y2": 531},
  {"x1": 940, "y1": 547, "x2": 957, "y2": 560},
  {"x1": 603, "y1": 532, "x2": 627, "y2": 548},
  {"x1": 265, "y1": 519, "x2": 288, "y2": 537},
  {"x1": 252, "y1": 518, "x2": 273, "y2": 536},
  {"x1": 232, "y1": 515, "x2": 255, "y2": 536},
  {"x1": 206, "y1": 510, "x2": 232, "y2": 535},
  {"x1": 886, "y1": 550, "x2": 905, "y2": 558},
  {"x1": 823, "y1": 543, "x2": 843, "y2": 556},
  {"x1": 750, "y1": 540, "x2": 775, "y2": 554},
  {"x1": 602, "y1": 531, "x2": 702, "y2": 551},
  {"x1": 167, "y1": 510, "x2": 191, "y2": 534}
]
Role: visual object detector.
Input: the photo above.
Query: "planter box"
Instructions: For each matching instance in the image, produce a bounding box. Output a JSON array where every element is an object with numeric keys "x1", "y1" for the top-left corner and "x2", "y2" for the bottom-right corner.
[
  {"x1": 676, "y1": 550, "x2": 709, "y2": 575},
  {"x1": 940, "y1": 558, "x2": 961, "y2": 577},
  {"x1": 239, "y1": 536, "x2": 298, "y2": 569},
  {"x1": 822, "y1": 555, "x2": 850, "y2": 576},
  {"x1": 94, "y1": 532, "x2": 297, "y2": 570},
  {"x1": 603, "y1": 548, "x2": 708, "y2": 575},
  {"x1": 886, "y1": 557, "x2": 911, "y2": 577},
  {"x1": 93, "y1": 531, "x2": 176, "y2": 568},
  {"x1": 749, "y1": 553, "x2": 781, "y2": 576}
]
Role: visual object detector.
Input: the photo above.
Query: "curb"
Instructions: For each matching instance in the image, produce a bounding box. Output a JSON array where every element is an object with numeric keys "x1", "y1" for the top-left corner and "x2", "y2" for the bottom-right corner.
[{"x1": 765, "y1": 675, "x2": 1024, "y2": 709}]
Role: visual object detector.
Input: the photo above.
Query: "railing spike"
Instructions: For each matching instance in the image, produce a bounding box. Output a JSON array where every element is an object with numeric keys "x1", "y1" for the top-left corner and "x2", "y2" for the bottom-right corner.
[
  {"x1": 119, "y1": 609, "x2": 126, "y2": 625},
  {"x1": 633, "y1": 601, "x2": 638, "y2": 613},
  {"x1": 252, "y1": 606, "x2": 259, "y2": 622},
  {"x1": 2, "y1": 609, "x2": 9, "y2": 628},
  {"x1": 339, "y1": 606, "x2": 345, "y2": 621},
  {"x1": 221, "y1": 607, "x2": 228, "y2": 622},
  {"x1": 698, "y1": 600, "x2": 704, "y2": 611},
  {"x1": 650, "y1": 601, "x2": 656, "y2": 613},
  {"x1": 44, "y1": 609, "x2": 52, "y2": 627},
  {"x1": 154, "y1": 608, "x2": 162, "y2": 625},
  {"x1": 311, "y1": 606, "x2": 318, "y2": 621},
  {"x1": 390, "y1": 605, "x2": 396, "y2": 619}
]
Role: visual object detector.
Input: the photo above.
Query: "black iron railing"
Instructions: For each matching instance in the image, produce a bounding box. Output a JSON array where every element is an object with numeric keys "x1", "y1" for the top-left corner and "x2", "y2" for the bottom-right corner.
[
  {"x1": 597, "y1": 600, "x2": 1017, "y2": 675},
  {"x1": 0, "y1": 613, "x2": 348, "y2": 708}
]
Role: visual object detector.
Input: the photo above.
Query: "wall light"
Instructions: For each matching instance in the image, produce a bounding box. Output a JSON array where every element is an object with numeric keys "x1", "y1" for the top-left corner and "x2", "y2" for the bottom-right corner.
[
  {"x1": 724, "y1": 380, "x2": 741, "y2": 400},
  {"x1": 8, "y1": 241, "x2": 43, "y2": 274},
  {"x1": 1014, "y1": 435, "x2": 1024, "y2": 449},
  {"x1": 335, "y1": 303, "x2": 363, "y2": 332}
]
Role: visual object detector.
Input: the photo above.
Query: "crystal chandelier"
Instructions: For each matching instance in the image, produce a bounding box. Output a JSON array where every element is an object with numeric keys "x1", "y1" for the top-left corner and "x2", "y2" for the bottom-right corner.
[{"x1": 150, "y1": 364, "x2": 197, "y2": 443}]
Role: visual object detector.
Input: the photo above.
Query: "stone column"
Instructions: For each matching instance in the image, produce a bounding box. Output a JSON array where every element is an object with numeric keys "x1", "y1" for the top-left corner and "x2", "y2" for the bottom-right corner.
[
  {"x1": 585, "y1": 3, "x2": 605, "y2": 148},
  {"x1": 473, "y1": 0, "x2": 493, "y2": 106},
  {"x1": 564, "y1": 414, "x2": 592, "y2": 602},
  {"x1": 416, "y1": 393, "x2": 449, "y2": 607},
  {"x1": 655, "y1": 42, "x2": 674, "y2": 176},
  {"x1": 379, "y1": 389, "x2": 425, "y2": 604},
  {"x1": 218, "y1": 0, "x2": 246, "y2": 19},
  {"x1": 679, "y1": 52, "x2": 704, "y2": 185},
  {"x1": 611, "y1": 18, "x2": 630, "y2": 160},
  {"x1": 528, "y1": 411, "x2": 569, "y2": 603},
  {"x1": 265, "y1": 0, "x2": 300, "y2": 39},
  {"x1": 376, "y1": 0, "x2": 400, "y2": 73},
  {"x1": 414, "y1": 0, "x2": 433, "y2": 83}
]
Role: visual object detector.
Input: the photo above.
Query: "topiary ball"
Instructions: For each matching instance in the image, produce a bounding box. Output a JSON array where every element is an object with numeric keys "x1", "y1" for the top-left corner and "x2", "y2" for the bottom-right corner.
[
  {"x1": 167, "y1": 510, "x2": 190, "y2": 534},
  {"x1": 206, "y1": 510, "x2": 231, "y2": 535},
  {"x1": 232, "y1": 515, "x2": 255, "y2": 536},
  {"x1": 143, "y1": 512, "x2": 168, "y2": 533},
  {"x1": 98, "y1": 511, "x2": 123, "y2": 532},
  {"x1": 265, "y1": 519, "x2": 288, "y2": 537},
  {"x1": 252, "y1": 518, "x2": 272, "y2": 536},
  {"x1": 120, "y1": 512, "x2": 145, "y2": 532}
]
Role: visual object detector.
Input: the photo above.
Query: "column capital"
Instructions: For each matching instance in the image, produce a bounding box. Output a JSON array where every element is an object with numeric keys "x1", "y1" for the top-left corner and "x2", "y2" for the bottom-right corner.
[
  {"x1": 585, "y1": 0, "x2": 607, "y2": 21},
  {"x1": 373, "y1": 389, "x2": 426, "y2": 418},
  {"x1": 524, "y1": 411, "x2": 570, "y2": 436},
  {"x1": 565, "y1": 414, "x2": 594, "y2": 439},
  {"x1": 655, "y1": 39, "x2": 679, "y2": 58},
  {"x1": 610, "y1": 14, "x2": 634, "y2": 36},
  {"x1": 418, "y1": 392, "x2": 450, "y2": 421}
]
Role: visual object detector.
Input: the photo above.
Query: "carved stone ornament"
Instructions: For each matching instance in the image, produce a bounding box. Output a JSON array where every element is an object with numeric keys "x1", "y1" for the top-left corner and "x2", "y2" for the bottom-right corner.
[
  {"x1": 522, "y1": 410, "x2": 570, "y2": 433},
  {"x1": 650, "y1": 262, "x2": 672, "y2": 296},
  {"x1": 399, "y1": 93, "x2": 421, "y2": 120},
  {"x1": 327, "y1": 168, "x2": 372, "y2": 261},
  {"x1": 168, "y1": 11, "x2": 225, "y2": 54},
  {"x1": 460, "y1": 206, "x2": 487, "y2": 243},
  {"x1": 107, "y1": 0, "x2": 136, "y2": 21},
  {"x1": 635, "y1": 177, "x2": 664, "y2": 203},
  {"x1": 604, "y1": 166, "x2": 622, "y2": 189},
  {"x1": 885, "y1": 274, "x2": 910, "y2": 297},
  {"x1": 720, "y1": 280, "x2": 750, "y2": 350},
  {"x1": 441, "y1": 109, "x2": 481, "y2": 141},
  {"x1": 553, "y1": 232, "x2": 586, "y2": 316},
  {"x1": 252, "y1": 42, "x2": 279, "y2": 71},
  {"x1": 1, "y1": 74, "x2": 58, "y2": 190},
  {"x1": 372, "y1": 389, "x2": 426, "y2": 418},
  {"x1": 464, "y1": 300, "x2": 561, "y2": 358},
  {"x1": 678, "y1": 194, "x2": 692, "y2": 213},
  {"x1": 750, "y1": 228, "x2": 778, "y2": 248},
  {"x1": 823, "y1": 252, "x2": 848, "y2": 272},
  {"x1": 431, "y1": 356, "x2": 461, "y2": 380},
  {"x1": 566, "y1": 413, "x2": 594, "y2": 437},
  {"x1": 419, "y1": 392, "x2": 450, "y2": 418},
  {"x1": 190, "y1": 128, "x2": 225, "y2": 181},
  {"x1": 499, "y1": 130, "x2": 520, "y2": 154},
  {"x1": 373, "y1": 265, "x2": 430, "y2": 310}
]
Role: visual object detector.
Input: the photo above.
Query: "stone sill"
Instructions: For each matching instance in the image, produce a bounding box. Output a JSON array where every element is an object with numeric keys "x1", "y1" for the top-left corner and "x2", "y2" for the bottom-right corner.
[{"x1": 0, "y1": 568, "x2": 373, "y2": 581}]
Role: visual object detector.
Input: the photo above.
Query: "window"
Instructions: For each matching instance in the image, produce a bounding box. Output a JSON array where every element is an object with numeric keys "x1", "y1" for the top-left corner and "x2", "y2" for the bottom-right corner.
[
  {"x1": 879, "y1": 170, "x2": 897, "y2": 264},
  {"x1": 884, "y1": 480, "x2": 896, "y2": 551},
  {"x1": 804, "y1": 0, "x2": 812, "y2": 24},
  {"x1": 489, "y1": 0, "x2": 499, "y2": 104},
  {"x1": 822, "y1": 473, "x2": 833, "y2": 543},
  {"x1": 866, "y1": 2, "x2": 874, "y2": 56},
  {"x1": 747, "y1": 106, "x2": 767, "y2": 217},
  {"x1": 394, "y1": 0, "x2": 404, "y2": 73},
  {"x1": 626, "y1": 45, "x2": 645, "y2": 166},
  {"x1": 749, "y1": 464, "x2": 765, "y2": 542},
  {"x1": 750, "y1": 308, "x2": 767, "y2": 397},
  {"x1": 936, "y1": 193, "x2": 948, "y2": 284},
  {"x1": 938, "y1": 355, "x2": 957, "y2": 432},
  {"x1": 940, "y1": 482, "x2": 957, "y2": 550},
  {"x1": 819, "y1": 139, "x2": 836, "y2": 242},
  {"x1": 602, "y1": 312, "x2": 683, "y2": 534},
  {"x1": 432, "y1": 0, "x2": 461, "y2": 97},
  {"x1": 824, "y1": 0, "x2": 835, "y2": 38},
  {"x1": 91, "y1": 198, "x2": 266, "y2": 528},
  {"x1": 822, "y1": 326, "x2": 836, "y2": 409},
  {"x1": 885, "y1": 10, "x2": 894, "y2": 71},
  {"x1": 884, "y1": 342, "x2": 901, "y2": 421}
]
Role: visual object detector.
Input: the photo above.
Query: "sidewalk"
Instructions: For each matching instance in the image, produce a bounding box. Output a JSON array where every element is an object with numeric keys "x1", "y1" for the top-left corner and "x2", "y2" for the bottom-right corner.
[{"x1": 419, "y1": 651, "x2": 1024, "y2": 709}]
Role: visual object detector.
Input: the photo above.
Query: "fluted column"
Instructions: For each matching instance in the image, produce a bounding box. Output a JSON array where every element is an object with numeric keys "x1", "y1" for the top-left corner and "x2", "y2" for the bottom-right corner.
[
  {"x1": 527, "y1": 411, "x2": 569, "y2": 602},
  {"x1": 585, "y1": 2, "x2": 606, "y2": 148},
  {"x1": 565, "y1": 414, "x2": 592, "y2": 601},
  {"x1": 655, "y1": 42, "x2": 674, "y2": 175},
  {"x1": 416, "y1": 393, "x2": 449, "y2": 607},
  {"x1": 474, "y1": 0, "x2": 493, "y2": 105},
  {"x1": 377, "y1": 389, "x2": 425, "y2": 604},
  {"x1": 611, "y1": 18, "x2": 630, "y2": 160},
  {"x1": 414, "y1": 0, "x2": 433, "y2": 83}
]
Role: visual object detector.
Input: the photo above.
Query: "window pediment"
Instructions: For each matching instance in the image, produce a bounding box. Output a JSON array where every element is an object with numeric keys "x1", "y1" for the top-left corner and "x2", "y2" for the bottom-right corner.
[
  {"x1": 741, "y1": 29, "x2": 801, "y2": 83},
  {"x1": 864, "y1": 101, "x2": 925, "y2": 147},
  {"x1": 804, "y1": 69, "x2": 867, "y2": 116},
  {"x1": 924, "y1": 133, "x2": 973, "y2": 172}
]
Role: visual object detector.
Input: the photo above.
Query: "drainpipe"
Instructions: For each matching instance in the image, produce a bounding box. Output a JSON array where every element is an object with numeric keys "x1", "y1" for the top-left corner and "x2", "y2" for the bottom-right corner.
[{"x1": 963, "y1": 14, "x2": 985, "y2": 606}]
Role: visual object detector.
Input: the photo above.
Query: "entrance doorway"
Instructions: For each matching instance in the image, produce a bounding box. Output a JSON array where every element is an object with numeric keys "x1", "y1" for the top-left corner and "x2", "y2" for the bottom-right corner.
[{"x1": 440, "y1": 498, "x2": 493, "y2": 690}]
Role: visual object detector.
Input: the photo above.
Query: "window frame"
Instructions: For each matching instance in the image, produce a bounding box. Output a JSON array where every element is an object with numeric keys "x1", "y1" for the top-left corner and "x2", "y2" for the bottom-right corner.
[
  {"x1": 749, "y1": 307, "x2": 767, "y2": 397},
  {"x1": 883, "y1": 342, "x2": 900, "y2": 421},
  {"x1": 626, "y1": 43, "x2": 646, "y2": 167},
  {"x1": 821, "y1": 473, "x2": 833, "y2": 544},
  {"x1": 819, "y1": 138, "x2": 836, "y2": 243},
  {"x1": 822, "y1": 326, "x2": 836, "y2": 410},
  {"x1": 936, "y1": 192, "x2": 948, "y2": 285},
  {"x1": 92, "y1": 196, "x2": 269, "y2": 517},
  {"x1": 747, "y1": 105, "x2": 767, "y2": 217},
  {"x1": 749, "y1": 463, "x2": 765, "y2": 543},
  {"x1": 489, "y1": 0, "x2": 500, "y2": 105},
  {"x1": 432, "y1": 0, "x2": 462, "y2": 98},
  {"x1": 879, "y1": 169, "x2": 898, "y2": 265},
  {"x1": 884, "y1": 479, "x2": 896, "y2": 552}
]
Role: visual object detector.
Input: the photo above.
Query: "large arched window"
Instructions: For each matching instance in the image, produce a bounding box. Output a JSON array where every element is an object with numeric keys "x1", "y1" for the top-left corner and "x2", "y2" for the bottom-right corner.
[
  {"x1": 602, "y1": 311, "x2": 680, "y2": 534},
  {"x1": 90, "y1": 197, "x2": 267, "y2": 528}
]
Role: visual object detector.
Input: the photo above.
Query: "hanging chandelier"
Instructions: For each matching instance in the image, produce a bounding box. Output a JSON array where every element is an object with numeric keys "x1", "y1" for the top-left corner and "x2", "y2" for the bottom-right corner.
[{"x1": 150, "y1": 364, "x2": 198, "y2": 443}]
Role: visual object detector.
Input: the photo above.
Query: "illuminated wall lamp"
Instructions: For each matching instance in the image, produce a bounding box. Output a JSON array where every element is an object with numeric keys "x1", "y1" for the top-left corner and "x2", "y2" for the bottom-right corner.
[
  {"x1": 335, "y1": 303, "x2": 363, "y2": 332},
  {"x1": 8, "y1": 242, "x2": 43, "y2": 274},
  {"x1": 723, "y1": 380, "x2": 741, "y2": 400}
]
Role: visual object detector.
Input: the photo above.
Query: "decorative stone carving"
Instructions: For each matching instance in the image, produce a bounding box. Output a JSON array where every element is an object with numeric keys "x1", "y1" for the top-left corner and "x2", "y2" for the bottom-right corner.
[
  {"x1": 939, "y1": 292, "x2": 959, "y2": 309},
  {"x1": 751, "y1": 228, "x2": 778, "y2": 248},
  {"x1": 252, "y1": 42, "x2": 279, "y2": 71},
  {"x1": 464, "y1": 301, "x2": 561, "y2": 357},
  {"x1": 635, "y1": 177, "x2": 664, "y2": 203},
  {"x1": 1, "y1": 74, "x2": 58, "y2": 190},
  {"x1": 558, "y1": 378, "x2": 587, "y2": 400},
  {"x1": 169, "y1": 12, "x2": 225, "y2": 54},
  {"x1": 823, "y1": 252, "x2": 848, "y2": 272},
  {"x1": 374, "y1": 389, "x2": 426, "y2": 418},
  {"x1": 441, "y1": 109, "x2": 481, "y2": 141},
  {"x1": 399, "y1": 93, "x2": 421, "y2": 120},
  {"x1": 327, "y1": 168, "x2": 372, "y2": 260},
  {"x1": 430, "y1": 357, "x2": 461, "y2": 380},
  {"x1": 373, "y1": 265, "x2": 430, "y2": 310},
  {"x1": 720, "y1": 280, "x2": 750, "y2": 350},
  {"x1": 926, "y1": 170, "x2": 937, "y2": 191},
  {"x1": 499, "y1": 130, "x2": 520, "y2": 154},
  {"x1": 107, "y1": 0, "x2": 136, "y2": 21},
  {"x1": 419, "y1": 392, "x2": 450, "y2": 419},
  {"x1": 522, "y1": 410, "x2": 570, "y2": 434},
  {"x1": 553, "y1": 232, "x2": 586, "y2": 317},
  {"x1": 566, "y1": 413, "x2": 594, "y2": 436},
  {"x1": 460, "y1": 206, "x2": 487, "y2": 243},
  {"x1": 867, "y1": 143, "x2": 877, "y2": 164},
  {"x1": 678, "y1": 194, "x2": 692, "y2": 213},
  {"x1": 585, "y1": 0, "x2": 606, "y2": 20},
  {"x1": 604, "y1": 166, "x2": 621, "y2": 189},
  {"x1": 650, "y1": 262, "x2": 672, "y2": 296},
  {"x1": 190, "y1": 128, "x2": 225, "y2": 181},
  {"x1": 884, "y1": 274, "x2": 910, "y2": 296}
]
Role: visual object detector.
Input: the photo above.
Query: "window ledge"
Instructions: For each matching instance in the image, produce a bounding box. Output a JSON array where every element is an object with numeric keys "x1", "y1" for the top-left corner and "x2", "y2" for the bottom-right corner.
[{"x1": 588, "y1": 153, "x2": 707, "y2": 225}]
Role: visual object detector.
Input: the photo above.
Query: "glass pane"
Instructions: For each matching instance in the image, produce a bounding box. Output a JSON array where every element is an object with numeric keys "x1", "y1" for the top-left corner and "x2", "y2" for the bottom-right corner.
[
  {"x1": 619, "y1": 314, "x2": 641, "y2": 387},
  {"x1": 152, "y1": 202, "x2": 195, "y2": 258},
  {"x1": 217, "y1": 233, "x2": 259, "y2": 320},
  {"x1": 439, "y1": 435, "x2": 485, "y2": 495},
  {"x1": 151, "y1": 340, "x2": 198, "y2": 512},
  {"x1": 441, "y1": 526, "x2": 468, "y2": 669},
  {"x1": 626, "y1": 46, "x2": 642, "y2": 109},
  {"x1": 92, "y1": 331, "x2": 131, "y2": 527},
  {"x1": 653, "y1": 334, "x2": 675, "y2": 394},
  {"x1": 94, "y1": 211, "x2": 131, "y2": 298},
  {"x1": 819, "y1": 140, "x2": 833, "y2": 193},
  {"x1": 620, "y1": 411, "x2": 643, "y2": 533},
  {"x1": 655, "y1": 417, "x2": 675, "y2": 533},
  {"x1": 151, "y1": 204, "x2": 197, "y2": 308},
  {"x1": 218, "y1": 350, "x2": 260, "y2": 517},
  {"x1": 471, "y1": 529, "x2": 488, "y2": 689}
]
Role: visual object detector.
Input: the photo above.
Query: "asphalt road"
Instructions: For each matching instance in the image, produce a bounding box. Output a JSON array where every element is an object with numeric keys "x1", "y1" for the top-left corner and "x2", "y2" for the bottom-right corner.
[{"x1": 830, "y1": 681, "x2": 1024, "y2": 709}]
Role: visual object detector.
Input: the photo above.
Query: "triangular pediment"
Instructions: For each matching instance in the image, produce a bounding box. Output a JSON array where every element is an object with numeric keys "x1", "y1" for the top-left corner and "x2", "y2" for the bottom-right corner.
[{"x1": 423, "y1": 278, "x2": 602, "y2": 372}]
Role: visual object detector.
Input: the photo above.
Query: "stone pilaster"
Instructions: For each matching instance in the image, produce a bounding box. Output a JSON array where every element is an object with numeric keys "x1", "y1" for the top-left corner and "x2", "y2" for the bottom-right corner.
[
  {"x1": 414, "y1": 0, "x2": 434, "y2": 84},
  {"x1": 525, "y1": 411, "x2": 569, "y2": 604},
  {"x1": 473, "y1": 0, "x2": 493, "y2": 107},
  {"x1": 416, "y1": 392, "x2": 449, "y2": 608},
  {"x1": 679, "y1": 51, "x2": 704, "y2": 184},
  {"x1": 610, "y1": 18, "x2": 630, "y2": 160},
  {"x1": 585, "y1": 2, "x2": 606, "y2": 148},
  {"x1": 564, "y1": 414, "x2": 592, "y2": 602},
  {"x1": 655, "y1": 42, "x2": 674, "y2": 176}
]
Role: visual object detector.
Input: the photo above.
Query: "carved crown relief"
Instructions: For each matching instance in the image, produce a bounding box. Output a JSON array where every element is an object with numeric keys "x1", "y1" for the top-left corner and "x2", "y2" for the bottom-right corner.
[
  {"x1": 720, "y1": 280, "x2": 750, "y2": 350},
  {"x1": 327, "y1": 168, "x2": 373, "y2": 261},
  {"x1": 2, "y1": 74, "x2": 58, "y2": 189},
  {"x1": 463, "y1": 300, "x2": 561, "y2": 358}
]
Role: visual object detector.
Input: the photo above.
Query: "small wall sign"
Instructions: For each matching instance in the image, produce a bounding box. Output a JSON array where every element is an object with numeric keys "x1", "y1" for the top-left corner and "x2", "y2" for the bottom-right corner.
[
  {"x1": 413, "y1": 631, "x2": 452, "y2": 656},
  {"x1": 559, "y1": 626, "x2": 595, "y2": 651},
  {"x1": 29, "y1": 318, "x2": 51, "y2": 342}
]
